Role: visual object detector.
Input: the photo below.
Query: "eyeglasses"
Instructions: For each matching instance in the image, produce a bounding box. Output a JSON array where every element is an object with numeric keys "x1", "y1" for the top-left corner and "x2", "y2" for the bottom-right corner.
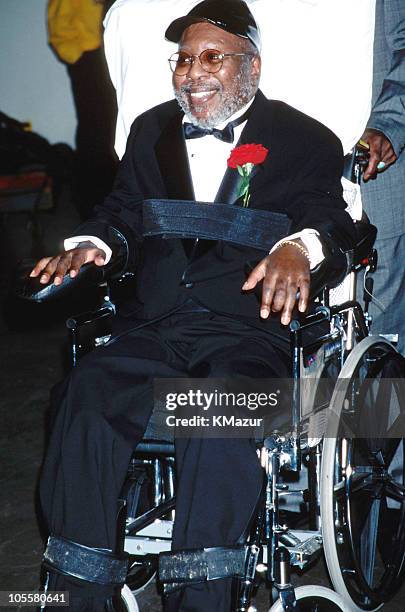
[{"x1": 168, "y1": 49, "x2": 255, "y2": 75}]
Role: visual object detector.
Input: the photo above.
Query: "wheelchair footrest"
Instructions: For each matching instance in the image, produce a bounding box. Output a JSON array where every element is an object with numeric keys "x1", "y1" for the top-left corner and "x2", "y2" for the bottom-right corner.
[
  {"x1": 279, "y1": 531, "x2": 323, "y2": 570},
  {"x1": 43, "y1": 535, "x2": 129, "y2": 586},
  {"x1": 159, "y1": 544, "x2": 249, "y2": 587}
]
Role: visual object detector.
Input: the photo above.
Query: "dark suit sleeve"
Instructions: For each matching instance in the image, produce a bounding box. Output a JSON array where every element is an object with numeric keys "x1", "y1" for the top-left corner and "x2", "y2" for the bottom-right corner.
[
  {"x1": 367, "y1": 0, "x2": 405, "y2": 157},
  {"x1": 73, "y1": 119, "x2": 145, "y2": 271},
  {"x1": 285, "y1": 133, "x2": 357, "y2": 263}
]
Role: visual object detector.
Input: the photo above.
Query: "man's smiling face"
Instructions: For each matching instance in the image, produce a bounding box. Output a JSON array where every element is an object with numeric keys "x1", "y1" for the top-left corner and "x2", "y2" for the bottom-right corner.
[{"x1": 173, "y1": 22, "x2": 260, "y2": 128}]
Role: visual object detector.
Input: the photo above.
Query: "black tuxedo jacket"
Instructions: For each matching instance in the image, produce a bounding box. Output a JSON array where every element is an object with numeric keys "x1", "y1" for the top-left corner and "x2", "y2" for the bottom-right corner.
[{"x1": 76, "y1": 90, "x2": 355, "y2": 321}]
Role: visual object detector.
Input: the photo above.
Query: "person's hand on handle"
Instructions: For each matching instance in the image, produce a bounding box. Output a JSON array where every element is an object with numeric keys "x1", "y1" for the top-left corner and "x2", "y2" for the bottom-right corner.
[
  {"x1": 242, "y1": 241, "x2": 310, "y2": 326},
  {"x1": 29, "y1": 247, "x2": 106, "y2": 286},
  {"x1": 361, "y1": 128, "x2": 397, "y2": 181}
]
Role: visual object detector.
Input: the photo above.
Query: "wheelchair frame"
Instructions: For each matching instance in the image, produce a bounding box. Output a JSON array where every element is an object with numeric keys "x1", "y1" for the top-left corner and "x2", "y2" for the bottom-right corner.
[
  {"x1": 111, "y1": 271, "x2": 404, "y2": 612},
  {"x1": 113, "y1": 307, "x2": 339, "y2": 607},
  {"x1": 62, "y1": 243, "x2": 405, "y2": 612}
]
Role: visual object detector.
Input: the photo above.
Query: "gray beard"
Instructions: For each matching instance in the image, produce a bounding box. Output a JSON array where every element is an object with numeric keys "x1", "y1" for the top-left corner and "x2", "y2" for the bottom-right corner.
[{"x1": 174, "y1": 69, "x2": 257, "y2": 129}]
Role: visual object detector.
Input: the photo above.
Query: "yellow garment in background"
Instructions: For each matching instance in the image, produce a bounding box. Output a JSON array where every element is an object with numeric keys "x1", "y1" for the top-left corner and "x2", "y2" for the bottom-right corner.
[{"x1": 48, "y1": 0, "x2": 103, "y2": 64}]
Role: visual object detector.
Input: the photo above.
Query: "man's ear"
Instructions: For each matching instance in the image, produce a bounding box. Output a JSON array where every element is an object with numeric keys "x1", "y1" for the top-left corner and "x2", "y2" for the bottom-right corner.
[{"x1": 251, "y1": 55, "x2": 261, "y2": 78}]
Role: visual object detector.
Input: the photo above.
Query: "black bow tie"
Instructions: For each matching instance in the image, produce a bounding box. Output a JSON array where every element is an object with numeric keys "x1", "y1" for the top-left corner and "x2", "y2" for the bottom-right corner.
[
  {"x1": 183, "y1": 105, "x2": 252, "y2": 144},
  {"x1": 184, "y1": 122, "x2": 235, "y2": 143}
]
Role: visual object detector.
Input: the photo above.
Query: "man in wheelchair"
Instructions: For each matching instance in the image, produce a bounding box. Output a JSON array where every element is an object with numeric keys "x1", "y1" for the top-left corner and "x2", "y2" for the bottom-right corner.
[{"x1": 30, "y1": 1, "x2": 360, "y2": 610}]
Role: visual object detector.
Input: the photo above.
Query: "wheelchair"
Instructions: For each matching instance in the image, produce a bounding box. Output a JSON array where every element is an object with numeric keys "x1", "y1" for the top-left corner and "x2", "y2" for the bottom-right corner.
[{"x1": 18, "y1": 147, "x2": 405, "y2": 612}]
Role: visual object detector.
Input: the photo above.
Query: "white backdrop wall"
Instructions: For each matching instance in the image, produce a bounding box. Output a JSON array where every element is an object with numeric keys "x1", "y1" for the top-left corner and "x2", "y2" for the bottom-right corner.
[{"x1": 0, "y1": 0, "x2": 76, "y2": 146}]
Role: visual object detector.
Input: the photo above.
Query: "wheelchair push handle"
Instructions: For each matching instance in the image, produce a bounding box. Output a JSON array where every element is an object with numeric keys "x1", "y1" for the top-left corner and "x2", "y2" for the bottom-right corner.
[{"x1": 343, "y1": 140, "x2": 370, "y2": 184}]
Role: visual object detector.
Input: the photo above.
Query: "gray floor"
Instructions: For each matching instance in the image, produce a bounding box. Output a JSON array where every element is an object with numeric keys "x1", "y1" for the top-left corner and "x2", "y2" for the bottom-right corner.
[{"x1": 1, "y1": 191, "x2": 405, "y2": 611}]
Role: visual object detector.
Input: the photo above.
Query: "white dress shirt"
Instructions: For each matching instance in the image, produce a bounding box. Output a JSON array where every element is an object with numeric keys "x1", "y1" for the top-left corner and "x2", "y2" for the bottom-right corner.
[{"x1": 185, "y1": 103, "x2": 250, "y2": 202}]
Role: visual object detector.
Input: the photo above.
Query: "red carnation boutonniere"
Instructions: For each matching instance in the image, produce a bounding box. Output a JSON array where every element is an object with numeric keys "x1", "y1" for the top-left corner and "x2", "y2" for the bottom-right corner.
[{"x1": 227, "y1": 143, "x2": 269, "y2": 207}]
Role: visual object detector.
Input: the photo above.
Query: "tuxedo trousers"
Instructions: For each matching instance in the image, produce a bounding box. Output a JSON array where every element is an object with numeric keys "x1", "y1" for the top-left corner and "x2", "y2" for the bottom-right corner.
[{"x1": 39, "y1": 308, "x2": 291, "y2": 611}]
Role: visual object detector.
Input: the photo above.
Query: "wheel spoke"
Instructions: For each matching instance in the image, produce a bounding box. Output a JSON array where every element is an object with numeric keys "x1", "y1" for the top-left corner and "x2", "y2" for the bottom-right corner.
[
  {"x1": 334, "y1": 468, "x2": 376, "y2": 498},
  {"x1": 374, "y1": 439, "x2": 402, "y2": 467},
  {"x1": 359, "y1": 498, "x2": 381, "y2": 586},
  {"x1": 350, "y1": 471, "x2": 376, "y2": 495},
  {"x1": 385, "y1": 478, "x2": 405, "y2": 502}
]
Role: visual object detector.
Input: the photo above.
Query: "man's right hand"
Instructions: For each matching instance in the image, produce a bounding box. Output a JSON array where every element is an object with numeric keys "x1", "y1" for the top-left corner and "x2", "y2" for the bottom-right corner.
[
  {"x1": 29, "y1": 247, "x2": 106, "y2": 286},
  {"x1": 361, "y1": 128, "x2": 397, "y2": 181}
]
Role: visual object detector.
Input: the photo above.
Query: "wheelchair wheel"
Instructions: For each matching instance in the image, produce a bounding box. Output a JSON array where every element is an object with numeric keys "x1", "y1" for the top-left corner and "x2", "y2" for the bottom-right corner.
[
  {"x1": 321, "y1": 336, "x2": 405, "y2": 611},
  {"x1": 268, "y1": 585, "x2": 351, "y2": 611}
]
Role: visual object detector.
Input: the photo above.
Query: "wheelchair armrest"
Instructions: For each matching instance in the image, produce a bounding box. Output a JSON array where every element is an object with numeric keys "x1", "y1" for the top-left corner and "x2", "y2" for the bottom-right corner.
[
  {"x1": 308, "y1": 259, "x2": 343, "y2": 301},
  {"x1": 13, "y1": 254, "x2": 125, "y2": 303},
  {"x1": 351, "y1": 220, "x2": 377, "y2": 267},
  {"x1": 310, "y1": 221, "x2": 376, "y2": 299},
  {"x1": 309, "y1": 220, "x2": 377, "y2": 299}
]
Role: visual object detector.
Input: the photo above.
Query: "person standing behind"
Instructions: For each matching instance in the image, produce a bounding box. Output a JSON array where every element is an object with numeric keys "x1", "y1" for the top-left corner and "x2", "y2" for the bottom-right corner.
[
  {"x1": 48, "y1": 0, "x2": 118, "y2": 218},
  {"x1": 103, "y1": 0, "x2": 199, "y2": 160},
  {"x1": 359, "y1": 0, "x2": 405, "y2": 354},
  {"x1": 258, "y1": 0, "x2": 405, "y2": 352}
]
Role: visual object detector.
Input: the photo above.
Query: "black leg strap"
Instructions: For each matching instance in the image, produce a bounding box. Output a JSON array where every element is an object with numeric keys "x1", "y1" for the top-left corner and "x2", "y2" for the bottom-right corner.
[
  {"x1": 43, "y1": 536, "x2": 129, "y2": 586},
  {"x1": 159, "y1": 544, "x2": 251, "y2": 592}
]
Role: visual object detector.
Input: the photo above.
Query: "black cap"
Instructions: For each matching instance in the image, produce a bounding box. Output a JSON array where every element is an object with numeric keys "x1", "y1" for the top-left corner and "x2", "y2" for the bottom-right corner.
[{"x1": 165, "y1": 0, "x2": 261, "y2": 52}]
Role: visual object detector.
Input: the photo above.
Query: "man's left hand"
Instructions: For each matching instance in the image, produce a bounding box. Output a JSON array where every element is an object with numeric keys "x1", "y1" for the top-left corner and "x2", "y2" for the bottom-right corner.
[
  {"x1": 361, "y1": 128, "x2": 397, "y2": 181},
  {"x1": 242, "y1": 243, "x2": 310, "y2": 325}
]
